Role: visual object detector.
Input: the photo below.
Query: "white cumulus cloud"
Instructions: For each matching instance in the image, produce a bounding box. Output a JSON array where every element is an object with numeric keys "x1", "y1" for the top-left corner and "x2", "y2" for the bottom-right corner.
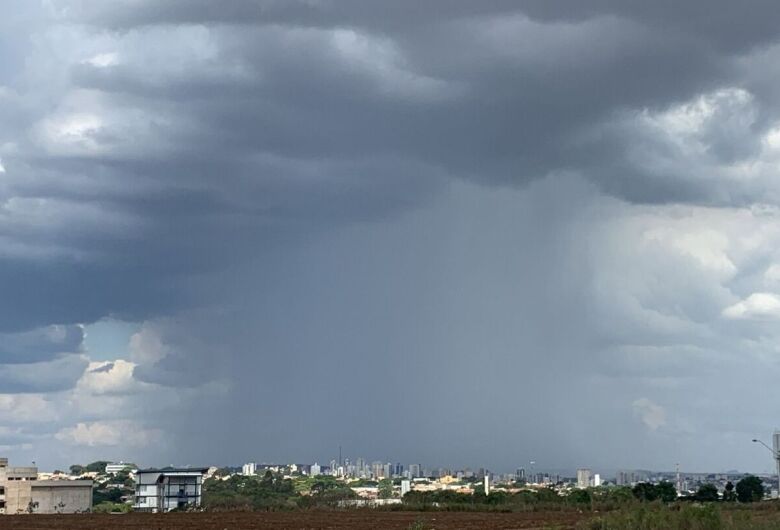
[
  {"x1": 55, "y1": 420, "x2": 161, "y2": 447},
  {"x1": 722, "y1": 292, "x2": 780, "y2": 320},
  {"x1": 632, "y1": 398, "x2": 667, "y2": 431},
  {"x1": 83, "y1": 52, "x2": 119, "y2": 68}
]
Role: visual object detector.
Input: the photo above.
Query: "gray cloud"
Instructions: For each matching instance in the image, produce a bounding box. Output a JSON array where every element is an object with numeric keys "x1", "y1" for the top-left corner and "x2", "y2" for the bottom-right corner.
[
  {"x1": 0, "y1": 355, "x2": 88, "y2": 393},
  {"x1": 0, "y1": 325, "x2": 84, "y2": 363},
  {"x1": 3, "y1": 1, "x2": 780, "y2": 472}
]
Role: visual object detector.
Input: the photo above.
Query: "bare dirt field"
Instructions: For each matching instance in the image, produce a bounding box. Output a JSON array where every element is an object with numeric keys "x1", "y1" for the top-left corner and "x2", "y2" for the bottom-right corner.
[{"x1": 0, "y1": 510, "x2": 588, "y2": 530}]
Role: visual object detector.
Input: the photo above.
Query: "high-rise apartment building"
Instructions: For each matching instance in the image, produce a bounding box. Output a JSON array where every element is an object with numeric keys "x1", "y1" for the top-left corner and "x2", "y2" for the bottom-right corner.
[
  {"x1": 242, "y1": 462, "x2": 257, "y2": 476},
  {"x1": 576, "y1": 468, "x2": 592, "y2": 489}
]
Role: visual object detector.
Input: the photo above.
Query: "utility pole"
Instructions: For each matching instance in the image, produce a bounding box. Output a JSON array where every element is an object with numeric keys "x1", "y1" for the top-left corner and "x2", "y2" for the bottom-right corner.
[{"x1": 752, "y1": 438, "x2": 780, "y2": 498}]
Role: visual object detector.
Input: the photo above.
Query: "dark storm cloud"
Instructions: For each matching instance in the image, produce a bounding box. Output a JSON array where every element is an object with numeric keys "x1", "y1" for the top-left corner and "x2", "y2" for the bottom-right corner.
[
  {"x1": 53, "y1": 0, "x2": 780, "y2": 54},
  {"x1": 0, "y1": 325, "x2": 83, "y2": 363},
  {"x1": 46, "y1": 0, "x2": 780, "y2": 203}
]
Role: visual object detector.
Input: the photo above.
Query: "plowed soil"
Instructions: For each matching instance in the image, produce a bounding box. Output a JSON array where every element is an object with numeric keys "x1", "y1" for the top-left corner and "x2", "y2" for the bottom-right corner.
[{"x1": 0, "y1": 510, "x2": 588, "y2": 529}]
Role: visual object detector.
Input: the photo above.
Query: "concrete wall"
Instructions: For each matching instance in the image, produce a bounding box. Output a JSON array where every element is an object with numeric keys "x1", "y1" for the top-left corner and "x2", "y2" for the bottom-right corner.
[
  {"x1": 4, "y1": 482, "x2": 33, "y2": 514},
  {"x1": 30, "y1": 482, "x2": 92, "y2": 514}
]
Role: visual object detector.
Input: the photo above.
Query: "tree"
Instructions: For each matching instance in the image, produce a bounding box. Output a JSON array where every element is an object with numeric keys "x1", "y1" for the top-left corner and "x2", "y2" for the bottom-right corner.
[
  {"x1": 378, "y1": 479, "x2": 393, "y2": 499},
  {"x1": 568, "y1": 488, "x2": 592, "y2": 505},
  {"x1": 69, "y1": 465, "x2": 85, "y2": 476},
  {"x1": 93, "y1": 487, "x2": 124, "y2": 505},
  {"x1": 656, "y1": 481, "x2": 677, "y2": 502},
  {"x1": 722, "y1": 481, "x2": 736, "y2": 502},
  {"x1": 632, "y1": 482, "x2": 658, "y2": 502},
  {"x1": 535, "y1": 487, "x2": 561, "y2": 503},
  {"x1": 695, "y1": 483, "x2": 719, "y2": 502},
  {"x1": 605, "y1": 486, "x2": 634, "y2": 503},
  {"x1": 485, "y1": 491, "x2": 509, "y2": 505},
  {"x1": 632, "y1": 481, "x2": 676, "y2": 502},
  {"x1": 736, "y1": 475, "x2": 764, "y2": 503},
  {"x1": 85, "y1": 461, "x2": 110, "y2": 474}
]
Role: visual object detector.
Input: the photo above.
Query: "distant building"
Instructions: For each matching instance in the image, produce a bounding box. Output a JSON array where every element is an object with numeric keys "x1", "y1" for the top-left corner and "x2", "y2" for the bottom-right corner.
[
  {"x1": 371, "y1": 461, "x2": 384, "y2": 479},
  {"x1": 400, "y1": 479, "x2": 411, "y2": 497},
  {"x1": 310, "y1": 463, "x2": 321, "y2": 476},
  {"x1": 593, "y1": 474, "x2": 601, "y2": 487},
  {"x1": 576, "y1": 468, "x2": 592, "y2": 489},
  {"x1": 616, "y1": 470, "x2": 637, "y2": 486},
  {"x1": 0, "y1": 458, "x2": 92, "y2": 514},
  {"x1": 134, "y1": 468, "x2": 208, "y2": 512},
  {"x1": 106, "y1": 462, "x2": 136, "y2": 474},
  {"x1": 242, "y1": 462, "x2": 256, "y2": 476}
]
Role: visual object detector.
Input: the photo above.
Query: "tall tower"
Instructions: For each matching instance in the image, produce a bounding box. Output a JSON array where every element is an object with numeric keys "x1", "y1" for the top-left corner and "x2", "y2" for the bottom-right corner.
[
  {"x1": 576, "y1": 468, "x2": 592, "y2": 489},
  {"x1": 675, "y1": 463, "x2": 682, "y2": 493}
]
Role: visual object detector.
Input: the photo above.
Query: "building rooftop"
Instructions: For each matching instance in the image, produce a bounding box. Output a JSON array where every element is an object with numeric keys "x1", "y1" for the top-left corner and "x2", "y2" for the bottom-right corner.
[
  {"x1": 137, "y1": 468, "x2": 209, "y2": 474},
  {"x1": 33, "y1": 480, "x2": 93, "y2": 487}
]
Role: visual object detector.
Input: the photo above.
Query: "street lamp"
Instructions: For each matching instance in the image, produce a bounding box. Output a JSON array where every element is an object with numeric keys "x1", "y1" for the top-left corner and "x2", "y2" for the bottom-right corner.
[{"x1": 752, "y1": 438, "x2": 780, "y2": 499}]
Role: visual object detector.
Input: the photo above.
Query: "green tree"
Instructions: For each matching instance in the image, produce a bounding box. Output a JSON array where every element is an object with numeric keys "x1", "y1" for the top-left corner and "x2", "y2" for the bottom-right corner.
[
  {"x1": 378, "y1": 479, "x2": 393, "y2": 499},
  {"x1": 736, "y1": 475, "x2": 764, "y2": 503},
  {"x1": 568, "y1": 488, "x2": 592, "y2": 505},
  {"x1": 93, "y1": 488, "x2": 124, "y2": 505},
  {"x1": 535, "y1": 486, "x2": 561, "y2": 503},
  {"x1": 85, "y1": 461, "x2": 110, "y2": 473},
  {"x1": 485, "y1": 491, "x2": 509, "y2": 505},
  {"x1": 722, "y1": 481, "x2": 736, "y2": 502},
  {"x1": 632, "y1": 482, "x2": 658, "y2": 502},
  {"x1": 605, "y1": 486, "x2": 635, "y2": 503},
  {"x1": 655, "y1": 481, "x2": 677, "y2": 502},
  {"x1": 203, "y1": 472, "x2": 299, "y2": 511},
  {"x1": 695, "y1": 483, "x2": 719, "y2": 502},
  {"x1": 632, "y1": 481, "x2": 676, "y2": 502},
  {"x1": 69, "y1": 465, "x2": 85, "y2": 476}
]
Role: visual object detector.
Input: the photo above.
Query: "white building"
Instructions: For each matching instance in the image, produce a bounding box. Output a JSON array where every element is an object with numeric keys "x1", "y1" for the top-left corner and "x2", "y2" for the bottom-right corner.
[
  {"x1": 242, "y1": 462, "x2": 257, "y2": 476},
  {"x1": 400, "y1": 480, "x2": 411, "y2": 497},
  {"x1": 134, "y1": 468, "x2": 208, "y2": 512},
  {"x1": 576, "y1": 468, "x2": 592, "y2": 489},
  {"x1": 310, "y1": 463, "x2": 321, "y2": 476},
  {"x1": 593, "y1": 473, "x2": 601, "y2": 487},
  {"x1": 106, "y1": 462, "x2": 136, "y2": 474}
]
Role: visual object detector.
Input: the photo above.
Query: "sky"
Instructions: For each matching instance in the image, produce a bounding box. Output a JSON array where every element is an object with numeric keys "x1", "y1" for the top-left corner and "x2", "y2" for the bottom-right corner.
[{"x1": 3, "y1": 0, "x2": 780, "y2": 474}]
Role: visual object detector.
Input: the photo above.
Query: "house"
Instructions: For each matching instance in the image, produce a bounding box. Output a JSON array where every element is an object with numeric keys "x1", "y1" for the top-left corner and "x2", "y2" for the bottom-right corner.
[{"x1": 134, "y1": 468, "x2": 208, "y2": 512}]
